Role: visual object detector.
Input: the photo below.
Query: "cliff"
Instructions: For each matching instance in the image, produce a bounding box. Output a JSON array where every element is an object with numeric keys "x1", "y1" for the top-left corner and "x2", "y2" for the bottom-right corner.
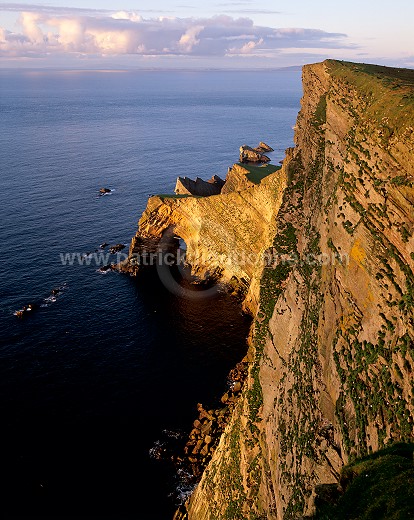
[
  {"x1": 221, "y1": 163, "x2": 281, "y2": 195},
  {"x1": 123, "y1": 60, "x2": 414, "y2": 518},
  {"x1": 183, "y1": 61, "x2": 414, "y2": 518},
  {"x1": 125, "y1": 164, "x2": 286, "y2": 312}
]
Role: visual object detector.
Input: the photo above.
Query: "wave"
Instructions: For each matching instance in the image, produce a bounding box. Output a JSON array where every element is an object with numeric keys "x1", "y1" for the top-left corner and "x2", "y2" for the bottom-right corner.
[
  {"x1": 96, "y1": 268, "x2": 112, "y2": 275},
  {"x1": 170, "y1": 468, "x2": 198, "y2": 505},
  {"x1": 41, "y1": 296, "x2": 57, "y2": 307}
]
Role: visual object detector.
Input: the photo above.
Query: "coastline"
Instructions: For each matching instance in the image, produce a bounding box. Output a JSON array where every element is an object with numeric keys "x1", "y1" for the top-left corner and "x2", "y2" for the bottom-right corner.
[{"x1": 119, "y1": 60, "x2": 414, "y2": 519}]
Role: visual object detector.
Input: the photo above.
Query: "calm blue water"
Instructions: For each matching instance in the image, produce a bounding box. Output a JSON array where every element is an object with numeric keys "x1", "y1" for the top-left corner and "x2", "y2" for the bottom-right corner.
[{"x1": 0, "y1": 69, "x2": 302, "y2": 519}]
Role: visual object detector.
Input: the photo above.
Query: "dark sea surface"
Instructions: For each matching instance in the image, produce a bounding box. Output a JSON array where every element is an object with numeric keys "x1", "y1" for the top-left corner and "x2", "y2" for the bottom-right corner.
[{"x1": 0, "y1": 69, "x2": 302, "y2": 519}]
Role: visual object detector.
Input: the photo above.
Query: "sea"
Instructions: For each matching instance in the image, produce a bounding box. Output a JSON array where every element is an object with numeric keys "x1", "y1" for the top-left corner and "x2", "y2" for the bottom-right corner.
[{"x1": 0, "y1": 68, "x2": 302, "y2": 519}]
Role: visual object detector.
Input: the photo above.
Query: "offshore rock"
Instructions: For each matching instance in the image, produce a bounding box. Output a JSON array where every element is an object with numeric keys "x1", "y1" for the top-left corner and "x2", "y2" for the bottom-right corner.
[
  {"x1": 239, "y1": 144, "x2": 271, "y2": 163},
  {"x1": 255, "y1": 142, "x2": 274, "y2": 153},
  {"x1": 109, "y1": 243, "x2": 126, "y2": 254}
]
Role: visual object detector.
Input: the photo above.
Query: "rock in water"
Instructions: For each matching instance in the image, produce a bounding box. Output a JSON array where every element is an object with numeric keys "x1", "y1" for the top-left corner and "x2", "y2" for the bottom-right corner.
[
  {"x1": 109, "y1": 244, "x2": 126, "y2": 254},
  {"x1": 239, "y1": 145, "x2": 270, "y2": 163},
  {"x1": 14, "y1": 303, "x2": 36, "y2": 318},
  {"x1": 255, "y1": 141, "x2": 274, "y2": 153}
]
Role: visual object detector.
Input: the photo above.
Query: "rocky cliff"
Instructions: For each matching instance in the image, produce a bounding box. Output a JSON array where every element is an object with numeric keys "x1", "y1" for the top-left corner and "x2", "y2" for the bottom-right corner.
[
  {"x1": 124, "y1": 60, "x2": 414, "y2": 519},
  {"x1": 182, "y1": 60, "x2": 414, "y2": 518},
  {"x1": 125, "y1": 164, "x2": 286, "y2": 312}
]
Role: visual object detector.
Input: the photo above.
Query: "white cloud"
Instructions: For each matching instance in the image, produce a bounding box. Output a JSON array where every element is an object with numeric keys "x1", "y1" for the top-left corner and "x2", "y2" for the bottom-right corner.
[
  {"x1": 20, "y1": 11, "x2": 44, "y2": 43},
  {"x1": 240, "y1": 37, "x2": 263, "y2": 53},
  {"x1": 48, "y1": 17, "x2": 85, "y2": 50},
  {"x1": 0, "y1": 7, "x2": 350, "y2": 60},
  {"x1": 111, "y1": 11, "x2": 143, "y2": 23},
  {"x1": 178, "y1": 25, "x2": 204, "y2": 53}
]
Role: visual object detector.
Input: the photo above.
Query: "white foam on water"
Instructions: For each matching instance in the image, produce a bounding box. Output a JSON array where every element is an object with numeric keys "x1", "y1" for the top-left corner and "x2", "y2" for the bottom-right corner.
[
  {"x1": 96, "y1": 268, "x2": 112, "y2": 275},
  {"x1": 172, "y1": 468, "x2": 198, "y2": 505},
  {"x1": 41, "y1": 282, "x2": 68, "y2": 307},
  {"x1": 149, "y1": 440, "x2": 166, "y2": 460},
  {"x1": 162, "y1": 429, "x2": 184, "y2": 440}
]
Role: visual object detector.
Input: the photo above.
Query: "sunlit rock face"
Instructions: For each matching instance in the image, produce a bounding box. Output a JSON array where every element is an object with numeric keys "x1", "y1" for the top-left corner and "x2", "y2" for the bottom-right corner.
[
  {"x1": 181, "y1": 61, "x2": 414, "y2": 519},
  {"x1": 124, "y1": 161, "x2": 287, "y2": 314}
]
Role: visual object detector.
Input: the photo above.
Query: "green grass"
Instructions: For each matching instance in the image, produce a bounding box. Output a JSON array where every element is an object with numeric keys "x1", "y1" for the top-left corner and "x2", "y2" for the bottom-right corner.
[
  {"x1": 236, "y1": 163, "x2": 281, "y2": 184},
  {"x1": 314, "y1": 94, "x2": 327, "y2": 126},
  {"x1": 314, "y1": 443, "x2": 414, "y2": 519},
  {"x1": 331, "y1": 61, "x2": 414, "y2": 86},
  {"x1": 156, "y1": 193, "x2": 202, "y2": 199},
  {"x1": 325, "y1": 60, "x2": 414, "y2": 133}
]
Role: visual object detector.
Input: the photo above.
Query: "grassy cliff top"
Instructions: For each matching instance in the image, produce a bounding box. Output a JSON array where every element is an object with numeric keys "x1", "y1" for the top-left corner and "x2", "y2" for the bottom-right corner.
[
  {"x1": 237, "y1": 163, "x2": 281, "y2": 184},
  {"x1": 157, "y1": 194, "x2": 197, "y2": 199},
  {"x1": 326, "y1": 59, "x2": 414, "y2": 87},
  {"x1": 320, "y1": 60, "x2": 414, "y2": 131}
]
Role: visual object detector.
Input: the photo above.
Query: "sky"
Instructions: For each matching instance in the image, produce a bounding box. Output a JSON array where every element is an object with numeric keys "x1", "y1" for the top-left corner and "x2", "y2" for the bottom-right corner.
[{"x1": 0, "y1": 0, "x2": 413, "y2": 69}]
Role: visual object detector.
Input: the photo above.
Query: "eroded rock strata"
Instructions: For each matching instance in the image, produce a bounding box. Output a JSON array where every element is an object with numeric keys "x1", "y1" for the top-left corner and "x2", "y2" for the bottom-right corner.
[
  {"x1": 175, "y1": 175, "x2": 225, "y2": 197},
  {"x1": 122, "y1": 162, "x2": 286, "y2": 312},
  {"x1": 124, "y1": 60, "x2": 414, "y2": 518}
]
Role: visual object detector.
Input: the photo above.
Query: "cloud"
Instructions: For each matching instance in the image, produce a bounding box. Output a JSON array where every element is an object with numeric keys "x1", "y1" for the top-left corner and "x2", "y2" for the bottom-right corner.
[
  {"x1": 0, "y1": 7, "x2": 350, "y2": 61},
  {"x1": 0, "y1": 3, "x2": 165, "y2": 15},
  {"x1": 111, "y1": 12, "x2": 143, "y2": 22},
  {"x1": 20, "y1": 11, "x2": 44, "y2": 43},
  {"x1": 222, "y1": 9, "x2": 283, "y2": 14},
  {"x1": 229, "y1": 37, "x2": 264, "y2": 54},
  {"x1": 215, "y1": 1, "x2": 254, "y2": 5},
  {"x1": 178, "y1": 25, "x2": 204, "y2": 52}
]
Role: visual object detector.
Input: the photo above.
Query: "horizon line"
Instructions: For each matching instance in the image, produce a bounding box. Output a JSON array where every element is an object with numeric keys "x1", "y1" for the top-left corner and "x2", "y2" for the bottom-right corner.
[{"x1": 0, "y1": 65, "x2": 304, "y2": 73}]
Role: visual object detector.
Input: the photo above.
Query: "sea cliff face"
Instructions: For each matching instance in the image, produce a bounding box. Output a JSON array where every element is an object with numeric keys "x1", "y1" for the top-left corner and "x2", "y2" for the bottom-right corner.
[
  {"x1": 124, "y1": 60, "x2": 414, "y2": 519},
  {"x1": 183, "y1": 61, "x2": 414, "y2": 519}
]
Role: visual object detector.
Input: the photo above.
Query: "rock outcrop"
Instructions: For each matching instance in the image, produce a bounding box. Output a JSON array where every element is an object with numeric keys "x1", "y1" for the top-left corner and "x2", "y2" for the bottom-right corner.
[
  {"x1": 221, "y1": 164, "x2": 261, "y2": 194},
  {"x1": 255, "y1": 142, "x2": 275, "y2": 153},
  {"x1": 221, "y1": 163, "x2": 281, "y2": 194},
  {"x1": 240, "y1": 144, "x2": 271, "y2": 163},
  {"x1": 175, "y1": 175, "x2": 225, "y2": 197},
  {"x1": 123, "y1": 166, "x2": 287, "y2": 311}
]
